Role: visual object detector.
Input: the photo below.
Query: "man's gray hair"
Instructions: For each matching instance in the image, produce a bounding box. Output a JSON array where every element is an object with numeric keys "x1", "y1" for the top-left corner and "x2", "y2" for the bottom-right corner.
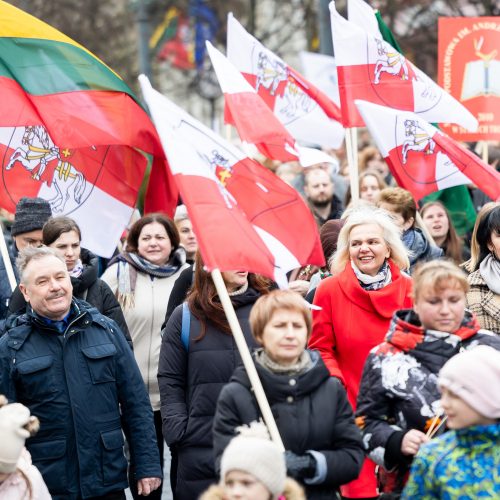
[{"x1": 17, "y1": 246, "x2": 66, "y2": 284}]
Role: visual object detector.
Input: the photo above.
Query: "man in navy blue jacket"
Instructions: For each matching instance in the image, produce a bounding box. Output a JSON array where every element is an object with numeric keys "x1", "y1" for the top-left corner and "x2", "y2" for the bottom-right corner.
[{"x1": 0, "y1": 246, "x2": 162, "y2": 499}]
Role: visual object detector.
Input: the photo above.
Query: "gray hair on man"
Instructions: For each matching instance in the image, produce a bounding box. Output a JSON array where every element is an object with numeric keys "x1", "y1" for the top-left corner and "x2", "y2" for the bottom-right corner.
[{"x1": 16, "y1": 246, "x2": 66, "y2": 284}]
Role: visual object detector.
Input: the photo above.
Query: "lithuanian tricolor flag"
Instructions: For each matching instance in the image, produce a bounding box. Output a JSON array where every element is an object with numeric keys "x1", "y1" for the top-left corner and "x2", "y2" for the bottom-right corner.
[{"x1": 0, "y1": 1, "x2": 177, "y2": 257}]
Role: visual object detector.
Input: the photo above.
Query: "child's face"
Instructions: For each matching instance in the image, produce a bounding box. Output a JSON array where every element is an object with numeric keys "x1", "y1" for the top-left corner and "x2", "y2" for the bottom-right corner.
[
  {"x1": 440, "y1": 387, "x2": 496, "y2": 429},
  {"x1": 224, "y1": 470, "x2": 271, "y2": 500}
]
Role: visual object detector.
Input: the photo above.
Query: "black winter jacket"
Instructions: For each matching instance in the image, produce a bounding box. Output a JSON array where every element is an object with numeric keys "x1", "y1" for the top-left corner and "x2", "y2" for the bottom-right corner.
[
  {"x1": 0, "y1": 299, "x2": 161, "y2": 499},
  {"x1": 158, "y1": 288, "x2": 262, "y2": 500},
  {"x1": 213, "y1": 350, "x2": 364, "y2": 500},
  {"x1": 7, "y1": 248, "x2": 131, "y2": 344},
  {"x1": 356, "y1": 309, "x2": 500, "y2": 495}
]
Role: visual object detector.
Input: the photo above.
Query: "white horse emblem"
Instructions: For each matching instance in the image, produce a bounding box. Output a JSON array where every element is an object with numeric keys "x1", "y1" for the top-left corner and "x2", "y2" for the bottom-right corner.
[
  {"x1": 374, "y1": 39, "x2": 409, "y2": 84},
  {"x1": 255, "y1": 51, "x2": 288, "y2": 96},
  {"x1": 6, "y1": 125, "x2": 87, "y2": 213},
  {"x1": 402, "y1": 120, "x2": 436, "y2": 164}
]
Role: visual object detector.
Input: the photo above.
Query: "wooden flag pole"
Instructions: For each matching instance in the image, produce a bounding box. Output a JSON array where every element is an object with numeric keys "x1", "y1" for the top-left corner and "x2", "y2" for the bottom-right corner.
[
  {"x1": 0, "y1": 226, "x2": 17, "y2": 292},
  {"x1": 211, "y1": 269, "x2": 285, "y2": 450},
  {"x1": 346, "y1": 127, "x2": 359, "y2": 202},
  {"x1": 482, "y1": 141, "x2": 489, "y2": 164}
]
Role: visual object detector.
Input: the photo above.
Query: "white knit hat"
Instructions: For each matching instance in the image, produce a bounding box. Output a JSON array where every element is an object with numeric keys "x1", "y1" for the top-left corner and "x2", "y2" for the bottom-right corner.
[
  {"x1": 438, "y1": 345, "x2": 500, "y2": 419},
  {"x1": 0, "y1": 402, "x2": 31, "y2": 473},
  {"x1": 220, "y1": 421, "x2": 286, "y2": 499}
]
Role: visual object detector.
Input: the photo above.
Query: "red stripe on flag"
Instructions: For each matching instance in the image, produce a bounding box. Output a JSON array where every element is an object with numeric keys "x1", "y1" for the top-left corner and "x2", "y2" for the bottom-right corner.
[
  {"x1": 225, "y1": 91, "x2": 297, "y2": 162},
  {"x1": 338, "y1": 65, "x2": 415, "y2": 127}
]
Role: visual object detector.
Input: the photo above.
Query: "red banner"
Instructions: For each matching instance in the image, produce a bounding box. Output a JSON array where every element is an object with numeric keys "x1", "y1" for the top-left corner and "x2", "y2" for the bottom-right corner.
[{"x1": 438, "y1": 17, "x2": 500, "y2": 141}]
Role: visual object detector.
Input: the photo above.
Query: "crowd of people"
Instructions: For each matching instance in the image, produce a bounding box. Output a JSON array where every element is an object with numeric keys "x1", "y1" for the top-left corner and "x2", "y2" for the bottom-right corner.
[{"x1": 0, "y1": 138, "x2": 499, "y2": 500}]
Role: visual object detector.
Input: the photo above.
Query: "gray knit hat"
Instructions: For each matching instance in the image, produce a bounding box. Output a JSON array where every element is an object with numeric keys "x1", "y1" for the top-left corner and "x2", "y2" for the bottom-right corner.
[
  {"x1": 220, "y1": 421, "x2": 286, "y2": 499},
  {"x1": 11, "y1": 197, "x2": 52, "y2": 236}
]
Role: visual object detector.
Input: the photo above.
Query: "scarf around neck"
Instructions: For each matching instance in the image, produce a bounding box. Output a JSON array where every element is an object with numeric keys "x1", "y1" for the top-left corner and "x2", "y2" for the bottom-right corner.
[
  {"x1": 113, "y1": 248, "x2": 186, "y2": 309},
  {"x1": 255, "y1": 348, "x2": 312, "y2": 375},
  {"x1": 351, "y1": 259, "x2": 392, "y2": 290},
  {"x1": 479, "y1": 253, "x2": 500, "y2": 295}
]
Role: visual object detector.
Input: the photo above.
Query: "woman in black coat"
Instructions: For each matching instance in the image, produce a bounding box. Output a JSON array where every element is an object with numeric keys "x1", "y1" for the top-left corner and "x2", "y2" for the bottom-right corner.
[
  {"x1": 158, "y1": 252, "x2": 270, "y2": 500},
  {"x1": 7, "y1": 216, "x2": 130, "y2": 343},
  {"x1": 213, "y1": 290, "x2": 364, "y2": 500}
]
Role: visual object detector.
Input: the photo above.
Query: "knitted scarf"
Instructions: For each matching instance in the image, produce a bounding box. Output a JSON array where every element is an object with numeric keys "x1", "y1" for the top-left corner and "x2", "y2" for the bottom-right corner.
[
  {"x1": 351, "y1": 259, "x2": 392, "y2": 291},
  {"x1": 255, "y1": 348, "x2": 313, "y2": 376},
  {"x1": 113, "y1": 248, "x2": 186, "y2": 310},
  {"x1": 479, "y1": 253, "x2": 500, "y2": 295}
]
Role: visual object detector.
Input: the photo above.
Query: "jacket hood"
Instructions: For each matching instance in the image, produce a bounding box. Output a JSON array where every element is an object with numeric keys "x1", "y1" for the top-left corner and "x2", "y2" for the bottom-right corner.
[
  {"x1": 230, "y1": 350, "x2": 330, "y2": 403},
  {"x1": 403, "y1": 228, "x2": 443, "y2": 266},
  {"x1": 383, "y1": 308, "x2": 482, "y2": 353},
  {"x1": 71, "y1": 248, "x2": 99, "y2": 294}
]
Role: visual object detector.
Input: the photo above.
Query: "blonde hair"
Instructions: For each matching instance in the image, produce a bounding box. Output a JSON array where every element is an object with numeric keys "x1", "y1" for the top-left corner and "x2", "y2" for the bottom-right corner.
[
  {"x1": 378, "y1": 187, "x2": 416, "y2": 224},
  {"x1": 412, "y1": 260, "x2": 468, "y2": 301},
  {"x1": 250, "y1": 290, "x2": 312, "y2": 343},
  {"x1": 332, "y1": 207, "x2": 410, "y2": 274}
]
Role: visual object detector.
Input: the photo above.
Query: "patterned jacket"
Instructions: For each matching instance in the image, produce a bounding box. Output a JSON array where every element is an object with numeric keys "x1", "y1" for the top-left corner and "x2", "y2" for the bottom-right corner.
[
  {"x1": 466, "y1": 269, "x2": 500, "y2": 334},
  {"x1": 401, "y1": 423, "x2": 500, "y2": 499},
  {"x1": 356, "y1": 309, "x2": 500, "y2": 495}
]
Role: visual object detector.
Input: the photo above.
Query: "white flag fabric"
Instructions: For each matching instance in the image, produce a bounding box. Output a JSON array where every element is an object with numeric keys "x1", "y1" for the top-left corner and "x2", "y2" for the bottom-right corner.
[
  {"x1": 227, "y1": 13, "x2": 344, "y2": 148},
  {"x1": 332, "y1": 0, "x2": 478, "y2": 131},
  {"x1": 356, "y1": 99, "x2": 500, "y2": 201},
  {"x1": 139, "y1": 75, "x2": 325, "y2": 287}
]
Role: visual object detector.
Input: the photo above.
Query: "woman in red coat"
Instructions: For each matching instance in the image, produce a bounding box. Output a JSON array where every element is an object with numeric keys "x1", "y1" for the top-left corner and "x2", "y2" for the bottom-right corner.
[{"x1": 309, "y1": 207, "x2": 413, "y2": 500}]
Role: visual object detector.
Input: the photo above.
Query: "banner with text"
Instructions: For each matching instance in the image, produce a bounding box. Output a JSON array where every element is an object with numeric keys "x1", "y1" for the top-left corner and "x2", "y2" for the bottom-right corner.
[{"x1": 438, "y1": 17, "x2": 500, "y2": 141}]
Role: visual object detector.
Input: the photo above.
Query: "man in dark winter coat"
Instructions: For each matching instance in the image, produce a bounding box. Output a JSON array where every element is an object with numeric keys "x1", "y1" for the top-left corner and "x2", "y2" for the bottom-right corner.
[
  {"x1": 0, "y1": 247, "x2": 162, "y2": 499},
  {"x1": 0, "y1": 197, "x2": 52, "y2": 331}
]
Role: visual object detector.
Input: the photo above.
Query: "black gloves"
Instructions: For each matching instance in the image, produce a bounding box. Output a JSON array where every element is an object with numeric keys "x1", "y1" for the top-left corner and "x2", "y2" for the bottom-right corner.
[{"x1": 284, "y1": 450, "x2": 317, "y2": 480}]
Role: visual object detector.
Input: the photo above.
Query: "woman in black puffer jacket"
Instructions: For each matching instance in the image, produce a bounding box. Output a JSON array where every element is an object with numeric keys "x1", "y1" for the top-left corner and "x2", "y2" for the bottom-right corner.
[
  {"x1": 213, "y1": 290, "x2": 364, "y2": 500},
  {"x1": 158, "y1": 251, "x2": 270, "y2": 500},
  {"x1": 8, "y1": 216, "x2": 130, "y2": 344}
]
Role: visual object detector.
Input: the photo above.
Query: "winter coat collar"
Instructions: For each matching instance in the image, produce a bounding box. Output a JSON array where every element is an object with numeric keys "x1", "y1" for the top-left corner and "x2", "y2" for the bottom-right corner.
[
  {"x1": 454, "y1": 423, "x2": 500, "y2": 446},
  {"x1": 339, "y1": 258, "x2": 412, "y2": 320},
  {"x1": 5, "y1": 299, "x2": 99, "y2": 349},
  {"x1": 230, "y1": 350, "x2": 330, "y2": 403},
  {"x1": 71, "y1": 248, "x2": 99, "y2": 295}
]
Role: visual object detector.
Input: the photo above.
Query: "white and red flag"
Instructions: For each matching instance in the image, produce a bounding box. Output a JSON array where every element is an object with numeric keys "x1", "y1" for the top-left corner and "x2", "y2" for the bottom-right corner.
[
  {"x1": 226, "y1": 13, "x2": 344, "y2": 149},
  {"x1": 139, "y1": 75, "x2": 325, "y2": 287},
  {"x1": 206, "y1": 41, "x2": 336, "y2": 167},
  {"x1": 356, "y1": 100, "x2": 500, "y2": 201},
  {"x1": 331, "y1": 0, "x2": 478, "y2": 131}
]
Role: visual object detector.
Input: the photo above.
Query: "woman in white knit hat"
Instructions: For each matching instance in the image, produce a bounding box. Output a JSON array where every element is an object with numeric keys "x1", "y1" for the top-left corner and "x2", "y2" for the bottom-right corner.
[
  {"x1": 402, "y1": 346, "x2": 500, "y2": 499},
  {"x1": 201, "y1": 421, "x2": 304, "y2": 500}
]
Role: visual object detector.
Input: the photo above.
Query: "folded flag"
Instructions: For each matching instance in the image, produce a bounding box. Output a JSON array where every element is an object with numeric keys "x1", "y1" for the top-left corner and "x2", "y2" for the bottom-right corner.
[
  {"x1": 206, "y1": 41, "x2": 335, "y2": 167},
  {"x1": 355, "y1": 100, "x2": 500, "y2": 201},
  {"x1": 139, "y1": 75, "x2": 325, "y2": 287},
  {"x1": 227, "y1": 13, "x2": 344, "y2": 148},
  {"x1": 0, "y1": 0, "x2": 177, "y2": 257},
  {"x1": 332, "y1": 0, "x2": 478, "y2": 131}
]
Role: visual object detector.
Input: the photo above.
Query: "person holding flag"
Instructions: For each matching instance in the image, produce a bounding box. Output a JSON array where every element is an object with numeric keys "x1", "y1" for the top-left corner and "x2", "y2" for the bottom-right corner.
[
  {"x1": 158, "y1": 252, "x2": 271, "y2": 500},
  {"x1": 213, "y1": 289, "x2": 364, "y2": 499}
]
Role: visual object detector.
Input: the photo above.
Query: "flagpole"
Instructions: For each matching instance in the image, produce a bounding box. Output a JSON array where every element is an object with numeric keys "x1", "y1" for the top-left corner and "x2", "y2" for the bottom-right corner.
[
  {"x1": 211, "y1": 269, "x2": 285, "y2": 450},
  {"x1": 482, "y1": 141, "x2": 489, "y2": 164},
  {"x1": 0, "y1": 226, "x2": 17, "y2": 292},
  {"x1": 346, "y1": 127, "x2": 359, "y2": 202}
]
